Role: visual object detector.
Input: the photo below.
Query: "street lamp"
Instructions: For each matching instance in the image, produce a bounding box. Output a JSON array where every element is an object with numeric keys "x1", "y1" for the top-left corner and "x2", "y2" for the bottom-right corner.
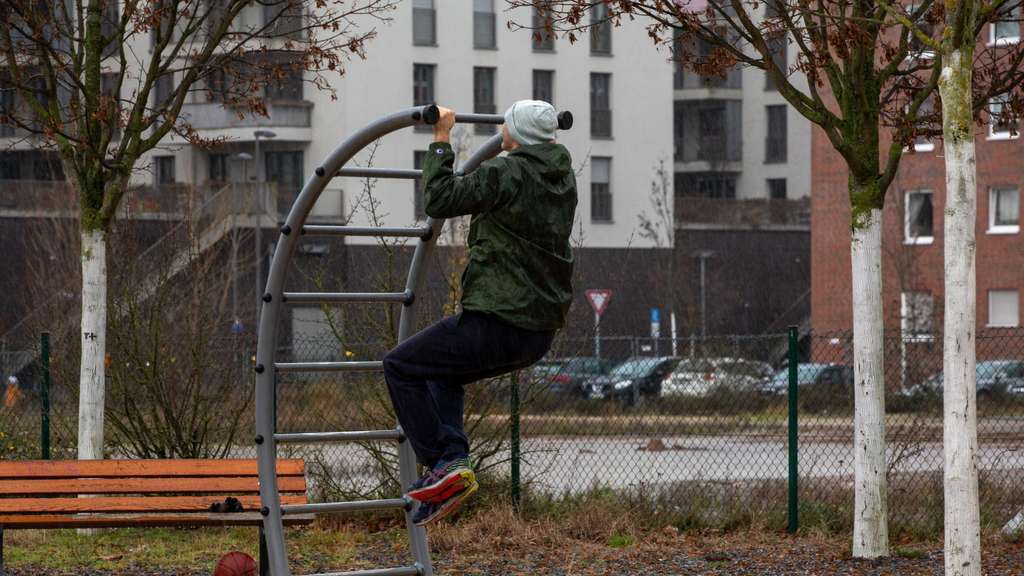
[
  {"x1": 229, "y1": 152, "x2": 253, "y2": 334},
  {"x1": 693, "y1": 250, "x2": 716, "y2": 339},
  {"x1": 252, "y1": 129, "x2": 277, "y2": 318}
]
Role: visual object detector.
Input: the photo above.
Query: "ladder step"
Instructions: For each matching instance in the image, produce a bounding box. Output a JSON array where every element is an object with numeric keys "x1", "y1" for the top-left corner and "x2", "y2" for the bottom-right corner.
[
  {"x1": 336, "y1": 167, "x2": 422, "y2": 179},
  {"x1": 282, "y1": 497, "x2": 410, "y2": 516},
  {"x1": 274, "y1": 429, "x2": 403, "y2": 443},
  {"x1": 283, "y1": 292, "x2": 412, "y2": 305},
  {"x1": 274, "y1": 361, "x2": 384, "y2": 373},
  {"x1": 304, "y1": 565, "x2": 422, "y2": 576},
  {"x1": 302, "y1": 225, "x2": 432, "y2": 238}
]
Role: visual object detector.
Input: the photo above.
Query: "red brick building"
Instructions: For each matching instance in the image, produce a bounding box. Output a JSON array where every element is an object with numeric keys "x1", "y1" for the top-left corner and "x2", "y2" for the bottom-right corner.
[{"x1": 811, "y1": 117, "x2": 1024, "y2": 336}]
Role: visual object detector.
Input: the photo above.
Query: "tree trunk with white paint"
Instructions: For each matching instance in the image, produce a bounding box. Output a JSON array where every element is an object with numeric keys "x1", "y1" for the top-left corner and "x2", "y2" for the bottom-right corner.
[
  {"x1": 939, "y1": 47, "x2": 981, "y2": 576},
  {"x1": 78, "y1": 228, "x2": 107, "y2": 460},
  {"x1": 850, "y1": 206, "x2": 889, "y2": 558}
]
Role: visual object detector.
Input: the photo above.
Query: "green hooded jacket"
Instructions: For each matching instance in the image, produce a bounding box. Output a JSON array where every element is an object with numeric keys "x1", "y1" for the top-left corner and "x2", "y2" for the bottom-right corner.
[{"x1": 422, "y1": 141, "x2": 577, "y2": 331}]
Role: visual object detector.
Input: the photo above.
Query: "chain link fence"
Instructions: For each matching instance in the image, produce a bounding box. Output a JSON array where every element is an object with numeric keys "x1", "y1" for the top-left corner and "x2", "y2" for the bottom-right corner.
[{"x1": 3, "y1": 328, "x2": 1023, "y2": 536}]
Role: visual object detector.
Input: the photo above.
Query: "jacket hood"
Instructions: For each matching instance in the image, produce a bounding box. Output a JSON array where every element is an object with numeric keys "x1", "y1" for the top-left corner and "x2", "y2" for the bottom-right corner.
[{"x1": 510, "y1": 143, "x2": 573, "y2": 182}]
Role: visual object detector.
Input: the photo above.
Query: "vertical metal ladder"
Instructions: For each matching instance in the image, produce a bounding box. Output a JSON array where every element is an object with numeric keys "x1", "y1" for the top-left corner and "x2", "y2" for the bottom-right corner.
[{"x1": 254, "y1": 104, "x2": 573, "y2": 576}]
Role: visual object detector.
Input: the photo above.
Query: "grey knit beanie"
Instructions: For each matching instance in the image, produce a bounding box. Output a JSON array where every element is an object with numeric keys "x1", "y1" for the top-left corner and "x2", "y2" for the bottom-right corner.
[{"x1": 504, "y1": 100, "x2": 558, "y2": 146}]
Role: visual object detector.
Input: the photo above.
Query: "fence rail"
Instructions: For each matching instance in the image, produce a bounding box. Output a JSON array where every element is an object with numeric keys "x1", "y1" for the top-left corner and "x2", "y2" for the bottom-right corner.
[{"x1": 3, "y1": 328, "x2": 1023, "y2": 535}]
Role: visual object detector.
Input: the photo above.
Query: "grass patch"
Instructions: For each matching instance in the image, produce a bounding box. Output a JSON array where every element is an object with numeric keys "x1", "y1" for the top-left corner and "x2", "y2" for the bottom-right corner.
[
  {"x1": 5, "y1": 524, "x2": 364, "y2": 573},
  {"x1": 894, "y1": 546, "x2": 929, "y2": 559},
  {"x1": 606, "y1": 533, "x2": 635, "y2": 548}
]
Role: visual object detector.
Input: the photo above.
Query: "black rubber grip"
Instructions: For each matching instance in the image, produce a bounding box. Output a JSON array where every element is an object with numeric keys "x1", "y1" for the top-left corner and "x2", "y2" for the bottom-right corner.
[
  {"x1": 557, "y1": 111, "x2": 573, "y2": 131},
  {"x1": 422, "y1": 104, "x2": 440, "y2": 125}
]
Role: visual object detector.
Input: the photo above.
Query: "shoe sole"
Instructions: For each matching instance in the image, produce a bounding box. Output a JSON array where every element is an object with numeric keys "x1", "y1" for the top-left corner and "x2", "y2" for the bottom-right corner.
[
  {"x1": 413, "y1": 479, "x2": 478, "y2": 527},
  {"x1": 408, "y1": 468, "x2": 476, "y2": 504}
]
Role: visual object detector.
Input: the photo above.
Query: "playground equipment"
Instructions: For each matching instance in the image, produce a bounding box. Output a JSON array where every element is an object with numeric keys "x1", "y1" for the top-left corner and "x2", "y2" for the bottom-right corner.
[{"x1": 254, "y1": 104, "x2": 573, "y2": 576}]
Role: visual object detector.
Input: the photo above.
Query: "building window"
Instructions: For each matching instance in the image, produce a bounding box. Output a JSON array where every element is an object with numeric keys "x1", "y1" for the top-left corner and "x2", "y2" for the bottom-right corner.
[
  {"x1": 533, "y1": 70, "x2": 554, "y2": 105},
  {"x1": 155, "y1": 155, "x2": 176, "y2": 185},
  {"x1": 473, "y1": 0, "x2": 496, "y2": 49},
  {"x1": 905, "y1": 189, "x2": 934, "y2": 244},
  {"x1": 765, "y1": 105, "x2": 787, "y2": 163},
  {"x1": 991, "y1": 5, "x2": 1021, "y2": 45},
  {"x1": 989, "y1": 289, "x2": 1020, "y2": 328},
  {"x1": 912, "y1": 95, "x2": 936, "y2": 152},
  {"x1": 0, "y1": 78, "x2": 15, "y2": 138},
  {"x1": 989, "y1": 186, "x2": 1020, "y2": 233},
  {"x1": 473, "y1": 67, "x2": 496, "y2": 134},
  {"x1": 989, "y1": 93, "x2": 1018, "y2": 140},
  {"x1": 265, "y1": 150, "x2": 304, "y2": 212},
  {"x1": 32, "y1": 152, "x2": 65, "y2": 181},
  {"x1": 901, "y1": 291, "x2": 935, "y2": 342},
  {"x1": 209, "y1": 153, "x2": 229, "y2": 183},
  {"x1": 414, "y1": 150, "x2": 426, "y2": 220},
  {"x1": 591, "y1": 157, "x2": 612, "y2": 222},
  {"x1": 263, "y1": 1, "x2": 303, "y2": 39},
  {"x1": 907, "y1": 2, "x2": 936, "y2": 59},
  {"x1": 676, "y1": 172, "x2": 738, "y2": 199},
  {"x1": 0, "y1": 152, "x2": 19, "y2": 179},
  {"x1": 765, "y1": 34, "x2": 787, "y2": 90},
  {"x1": 590, "y1": 2, "x2": 612, "y2": 54},
  {"x1": 101, "y1": 0, "x2": 119, "y2": 57},
  {"x1": 413, "y1": 0, "x2": 436, "y2": 46},
  {"x1": 768, "y1": 178, "x2": 787, "y2": 199},
  {"x1": 206, "y1": 68, "x2": 227, "y2": 103},
  {"x1": 413, "y1": 64, "x2": 436, "y2": 132},
  {"x1": 264, "y1": 55, "x2": 303, "y2": 101},
  {"x1": 154, "y1": 72, "x2": 174, "y2": 108},
  {"x1": 590, "y1": 73, "x2": 612, "y2": 138},
  {"x1": 532, "y1": 7, "x2": 555, "y2": 51}
]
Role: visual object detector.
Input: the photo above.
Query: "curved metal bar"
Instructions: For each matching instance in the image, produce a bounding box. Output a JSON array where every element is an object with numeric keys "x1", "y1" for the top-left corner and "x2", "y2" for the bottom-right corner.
[{"x1": 256, "y1": 106, "x2": 435, "y2": 576}]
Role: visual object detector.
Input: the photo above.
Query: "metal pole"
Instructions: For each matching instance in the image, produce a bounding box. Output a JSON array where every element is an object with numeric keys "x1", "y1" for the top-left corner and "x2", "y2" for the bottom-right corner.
[
  {"x1": 254, "y1": 135, "x2": 263, "y2": 313},
  {"x1": 671, "y1": 311, "x2": 678, "y2": 357},
  {"x1": 700, "y1": 256, "x2": 707, "y2": 339},
  {"x1": 787, "y1": 325, "x2": 799, "y2": 534},
  {"x1": 40, "y1": 332, "x2": 50, "y2": 460},
  {"x1": 510, "y1": 371, "x2": 520, "y2": 511},
  {"x1": 594, "y1": 311, "x2": 600, "y2": 360}
]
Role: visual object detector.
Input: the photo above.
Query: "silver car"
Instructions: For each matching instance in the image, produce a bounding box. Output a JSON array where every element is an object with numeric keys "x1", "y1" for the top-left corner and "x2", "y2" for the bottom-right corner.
[{"x1": 661, "y1": 357, "x2": 774, "y2": 397}]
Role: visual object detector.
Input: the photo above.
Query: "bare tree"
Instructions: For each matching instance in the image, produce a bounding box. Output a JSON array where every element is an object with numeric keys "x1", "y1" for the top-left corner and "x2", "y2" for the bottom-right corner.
[{"x1": 0, "y1": 0, "x2": 397, "y2": 460}]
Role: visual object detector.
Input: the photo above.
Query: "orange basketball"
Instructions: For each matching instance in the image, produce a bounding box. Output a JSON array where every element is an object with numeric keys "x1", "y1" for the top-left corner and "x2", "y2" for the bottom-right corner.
[{"x1": 213, "y1": 551, "x2": 257, "y2": 576}]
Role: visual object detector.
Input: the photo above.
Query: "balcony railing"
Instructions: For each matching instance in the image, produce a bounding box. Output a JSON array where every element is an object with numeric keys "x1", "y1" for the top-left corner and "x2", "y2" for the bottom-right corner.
[
  {"x1": 675, "y1": 196, "x2": 810, "y2": 227},
  {"x1": 182, "y1": 101, "x2": 312, "y2": 131},
  {"x1": 674, "y1": 67, "x2": 742, "y2": 90}
]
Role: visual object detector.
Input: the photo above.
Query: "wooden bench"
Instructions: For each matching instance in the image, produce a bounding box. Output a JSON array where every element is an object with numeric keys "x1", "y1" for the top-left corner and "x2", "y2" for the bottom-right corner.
[{"x1": 0, "y1": 458, "x2": 313, "y2": 575}]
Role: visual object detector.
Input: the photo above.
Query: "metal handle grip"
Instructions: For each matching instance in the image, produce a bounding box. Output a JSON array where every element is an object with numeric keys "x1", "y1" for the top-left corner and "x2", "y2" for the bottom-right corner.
[{"x1": 419, "y1": 105, "x2": 574, "y2": 131}]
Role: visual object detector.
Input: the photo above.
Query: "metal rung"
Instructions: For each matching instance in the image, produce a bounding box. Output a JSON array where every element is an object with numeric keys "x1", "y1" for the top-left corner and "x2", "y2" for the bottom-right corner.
[
  {"x1": 274, "y1": 429, "x2": 403, "y2": 443},
  {"x1": 336, "y1": 167, "x2": 421, "y2": 179},
  {"x1": 283, "y1": 291, "x2": 412, "y2": 305},
  {"x1": 282, "y1": 497, "x2": 409, "y2": 516},
  {"x1": 302, "y1": 225, "x2": 432, "y2": 238},
  {"x1": 274, "y1": 361, "x2": 384, "y2": 373},
  {"x1": 304, "y1": 565, "x2": 422, "y2": 576}
]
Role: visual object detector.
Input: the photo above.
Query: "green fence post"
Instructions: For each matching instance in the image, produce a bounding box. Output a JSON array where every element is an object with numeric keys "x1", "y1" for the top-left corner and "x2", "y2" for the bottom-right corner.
[
  {"x1": 510, "y1": 371, "x2": 521, "y2": 511},
  {"x1": 40, "y1": 332, "x2": 51, "y2": 460},
  {"x1": 787, "y1": 326, "x2": 798, "y2": 534}
]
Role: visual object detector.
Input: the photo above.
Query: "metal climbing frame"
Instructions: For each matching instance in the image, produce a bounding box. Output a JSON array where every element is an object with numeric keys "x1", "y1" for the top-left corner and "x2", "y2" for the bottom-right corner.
[{"x1": 255, "y1": 104, "x2": 573, "y2": 576}]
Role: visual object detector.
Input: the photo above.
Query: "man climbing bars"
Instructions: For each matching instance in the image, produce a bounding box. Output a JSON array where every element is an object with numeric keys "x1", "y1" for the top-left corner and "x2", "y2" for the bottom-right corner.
[{"x1": 383, "y1": 101, "x2": 577, "y2": 526}]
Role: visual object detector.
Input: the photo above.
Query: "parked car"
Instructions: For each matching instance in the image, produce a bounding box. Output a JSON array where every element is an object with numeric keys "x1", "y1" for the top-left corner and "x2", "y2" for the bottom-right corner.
[
  {"x1": 900, "y1": 360, "x2": 1024, "y2": 398},
  {"x1": 661, "y1": 357, "x2": 774, "y2": 397},
  {"x1": 584, "y1": 356, "x2": 681, "y2": 405},
  {"x1": 528, "y1": 356, "x2": 614, "y2": 397},
  {"x1": 760, "y1": 363, "x2": 852, "y2": 395}
]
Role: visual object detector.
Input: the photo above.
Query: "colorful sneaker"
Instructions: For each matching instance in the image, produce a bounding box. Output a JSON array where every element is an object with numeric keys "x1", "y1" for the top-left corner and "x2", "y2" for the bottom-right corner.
[
  {"x1": 407, "y1": 457, "x2": 476, "y2": 504},
  {"x1": 411, "y1": 477, "x2": 479, "y2": 527}
]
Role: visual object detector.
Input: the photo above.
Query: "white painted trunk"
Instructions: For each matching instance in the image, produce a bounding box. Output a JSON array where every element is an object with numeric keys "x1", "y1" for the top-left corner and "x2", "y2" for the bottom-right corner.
[
  {"x1": 851, "y1": 208, "x2": 889, "y2": 558},
  {"x1": 78, "y1": 229, "x2": 107, "y2": 460},
  {"x1": 940, "y1": 49, "x2": 981, "y2": 576}
]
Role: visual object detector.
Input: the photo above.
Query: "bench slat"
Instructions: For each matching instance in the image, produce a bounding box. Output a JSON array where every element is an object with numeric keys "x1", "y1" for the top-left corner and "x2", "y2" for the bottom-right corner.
[
  {"x1": 0, "y1": 476, "x2": 307, "y2": 496},
  {"x1": 0, "y1": 512, "x2": 315, "y2": 529},
  {"x1": 0, "y1": 494, "x2": 306, "y2": 514},
  {"x1": 0, "y1": 459, "x2": 304, "y2": 479}
]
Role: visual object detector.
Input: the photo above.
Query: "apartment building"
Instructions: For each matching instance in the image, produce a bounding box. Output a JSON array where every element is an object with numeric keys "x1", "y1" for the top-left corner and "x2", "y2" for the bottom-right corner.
[
  {"x1": 810, "y1": 14, "x2": 1024, "y2": 337},
  {"x1": 0, "y1": 2, "x2": 675, "y2": 341},
  {"x1": 672, "y1": 12, "x2": 811, "y2": 201}
]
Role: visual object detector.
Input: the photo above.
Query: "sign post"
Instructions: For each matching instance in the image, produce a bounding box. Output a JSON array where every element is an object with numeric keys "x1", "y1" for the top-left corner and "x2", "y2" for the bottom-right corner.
[
  {"x1": 585, "y1": 289, "x2": 613, "y2": 359},
  {"x1": 651, "y1": 308, "x2": 661, "y2": 356}
]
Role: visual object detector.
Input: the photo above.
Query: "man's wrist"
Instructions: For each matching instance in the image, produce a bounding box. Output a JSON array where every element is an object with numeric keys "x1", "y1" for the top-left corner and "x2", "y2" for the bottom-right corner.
[{"x1": 433, "y1": 128, "x2": 451, "y2": 142}]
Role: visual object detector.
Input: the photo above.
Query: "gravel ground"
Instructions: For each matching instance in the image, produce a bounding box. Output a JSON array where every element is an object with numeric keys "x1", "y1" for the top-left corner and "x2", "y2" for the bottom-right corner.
[{"x1": 6, "y1": 530, "x2": 1023, "y2": 575}]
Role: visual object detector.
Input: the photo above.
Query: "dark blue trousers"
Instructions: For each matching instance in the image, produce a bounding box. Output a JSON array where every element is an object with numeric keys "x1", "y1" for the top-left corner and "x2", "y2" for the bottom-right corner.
[{"x1": 383, "y1": 310, "x2": 555, "y2": 468}]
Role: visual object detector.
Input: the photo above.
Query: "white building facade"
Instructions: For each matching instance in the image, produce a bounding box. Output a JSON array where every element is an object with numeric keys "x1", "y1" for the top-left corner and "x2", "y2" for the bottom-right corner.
[{"x1": 153, "y1": 1, "x2": 674, "y2": 250}]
